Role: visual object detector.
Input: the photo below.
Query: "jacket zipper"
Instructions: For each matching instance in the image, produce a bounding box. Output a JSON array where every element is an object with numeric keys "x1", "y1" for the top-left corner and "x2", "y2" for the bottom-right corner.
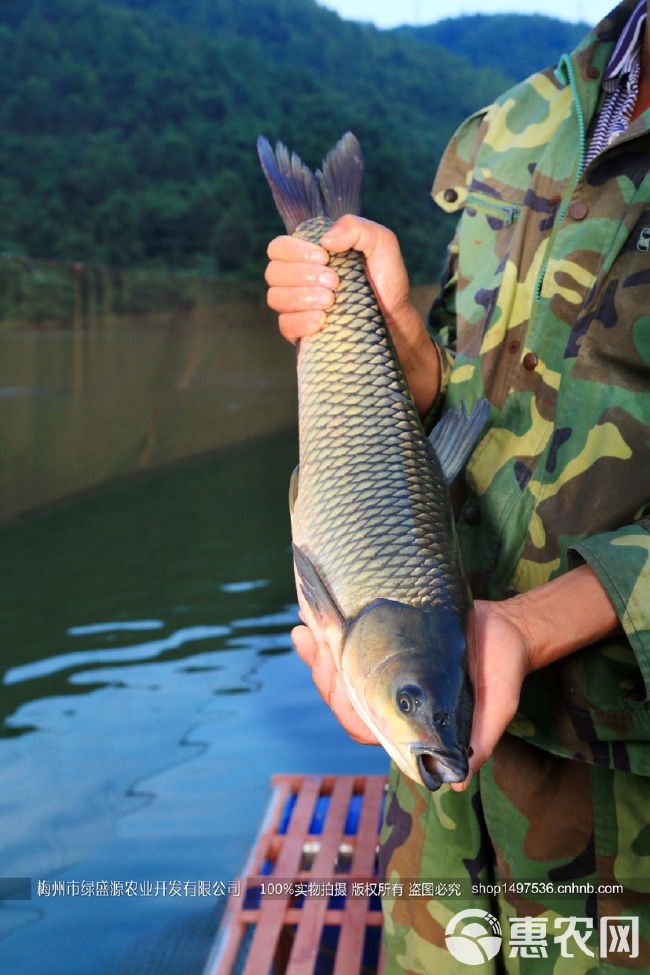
[{"x1": 534, "y1": 53, "x2": 587, "y2": 302}]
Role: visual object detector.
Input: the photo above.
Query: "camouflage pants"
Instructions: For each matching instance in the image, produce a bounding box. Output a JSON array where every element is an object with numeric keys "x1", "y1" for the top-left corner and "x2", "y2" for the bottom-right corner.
[{"x1": 379, "y1": 733, "x2": 650, "y2": 973}]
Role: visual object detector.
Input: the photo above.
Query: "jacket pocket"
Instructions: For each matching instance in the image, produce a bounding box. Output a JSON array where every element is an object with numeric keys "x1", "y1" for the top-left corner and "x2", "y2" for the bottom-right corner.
[{"x1": 465, "y1": 191, "x2": 521, "y2": 228}]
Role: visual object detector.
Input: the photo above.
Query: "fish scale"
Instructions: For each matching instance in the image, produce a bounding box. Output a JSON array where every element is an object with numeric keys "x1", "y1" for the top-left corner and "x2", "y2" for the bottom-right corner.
[{"x1": 291, "y1": 219, "x2": 466, "y2": 619}]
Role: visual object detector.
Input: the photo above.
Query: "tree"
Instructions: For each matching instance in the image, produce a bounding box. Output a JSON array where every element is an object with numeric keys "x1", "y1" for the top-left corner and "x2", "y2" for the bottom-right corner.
[{"x1": 212, "y1": 172, "x2": 255, "y2": 273}]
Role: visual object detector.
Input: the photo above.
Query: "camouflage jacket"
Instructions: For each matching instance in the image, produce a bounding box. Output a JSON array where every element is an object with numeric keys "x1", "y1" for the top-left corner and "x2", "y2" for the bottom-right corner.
[{"x1": 429, "y1": 0, "x2": 650, "y2": 774}]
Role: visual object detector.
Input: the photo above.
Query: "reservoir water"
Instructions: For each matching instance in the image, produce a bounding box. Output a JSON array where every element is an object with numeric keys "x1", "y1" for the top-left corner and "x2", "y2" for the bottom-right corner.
[{"x1": 0, "y1": 428, "x2": 388, "y2": 974}]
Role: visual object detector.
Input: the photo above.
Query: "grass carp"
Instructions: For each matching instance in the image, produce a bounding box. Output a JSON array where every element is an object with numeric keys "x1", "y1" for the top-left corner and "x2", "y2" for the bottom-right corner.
[{"x1": 258, "y1": 133, "x2": 488, "y2": 791}]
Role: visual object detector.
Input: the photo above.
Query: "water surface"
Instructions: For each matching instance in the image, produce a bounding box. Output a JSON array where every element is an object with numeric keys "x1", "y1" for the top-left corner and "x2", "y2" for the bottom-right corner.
[{"x1": 0, "y1": 429, "x2": 387, "y2": 974}]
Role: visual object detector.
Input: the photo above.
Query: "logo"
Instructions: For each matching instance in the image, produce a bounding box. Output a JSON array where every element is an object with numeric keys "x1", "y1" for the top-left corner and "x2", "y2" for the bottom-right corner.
[
  {"x1": 601, "y1": 916, "x2": 639, "y2": 959},
  {"x1": 445, "y1": 908, "x2": 503, "y2": 965}
]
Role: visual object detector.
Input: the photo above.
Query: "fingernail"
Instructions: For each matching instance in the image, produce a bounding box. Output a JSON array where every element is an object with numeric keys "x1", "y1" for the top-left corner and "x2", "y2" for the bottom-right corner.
[
  {"x1": 305, "y1": 311, "x2": 326, "y2": 332},
  {"x1": 321, "y1": 227, "x2": 342, "y2": 244},
  {"x1": 318, "y1": 270, "x2": 338, "y2": 288},
  {"x1": 451, "y1": 768, "x2": 473, "y2": 793}
]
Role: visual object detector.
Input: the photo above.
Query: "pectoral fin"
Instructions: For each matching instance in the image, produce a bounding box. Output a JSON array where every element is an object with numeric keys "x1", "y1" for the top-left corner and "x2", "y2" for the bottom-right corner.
[
  {"x1": 292, "y1": 544, "x2": 345, "y2": 632},
  {"x1": 429, "y1": 399, "x2": 490, "y2": 484}
]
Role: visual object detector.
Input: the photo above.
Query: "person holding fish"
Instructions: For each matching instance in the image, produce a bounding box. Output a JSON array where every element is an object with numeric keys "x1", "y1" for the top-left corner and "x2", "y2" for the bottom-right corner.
[{"x1": 263, "y1": 0, "x2": 650, "y2": 969}]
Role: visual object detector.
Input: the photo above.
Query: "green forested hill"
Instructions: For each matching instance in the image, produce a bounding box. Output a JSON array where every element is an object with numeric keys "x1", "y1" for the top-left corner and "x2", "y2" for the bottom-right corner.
[
  {"x1": 397, "y1": 14, "x2": 587, "y2": 82},
  {"x1": 0, "y1": 0, "x2": 590, "y2": 280}
]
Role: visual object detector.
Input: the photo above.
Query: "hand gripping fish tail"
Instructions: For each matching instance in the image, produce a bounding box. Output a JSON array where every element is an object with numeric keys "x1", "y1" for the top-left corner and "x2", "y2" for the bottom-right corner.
[{"x1": 259, "y1": 133, "x2": 489, "y2": 791}]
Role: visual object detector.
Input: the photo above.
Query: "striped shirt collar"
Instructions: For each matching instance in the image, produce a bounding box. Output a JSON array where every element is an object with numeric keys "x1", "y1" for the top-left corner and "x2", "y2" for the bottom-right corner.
[
  {"x1": 603, "y1": 0, "x2": 647, "y2": 91},
  {"x1": 585, "y1": 0, "x2": 647, "y2": 163}
]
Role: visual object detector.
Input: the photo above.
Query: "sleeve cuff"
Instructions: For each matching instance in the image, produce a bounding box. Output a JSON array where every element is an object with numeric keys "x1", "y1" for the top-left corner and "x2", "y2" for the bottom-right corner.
[
  {"x1": 570, "y1": 520, "x2": 650, "y2": 696},
  {"x1": 421, "y1": 340, "x2": 455, "y2": 435}
]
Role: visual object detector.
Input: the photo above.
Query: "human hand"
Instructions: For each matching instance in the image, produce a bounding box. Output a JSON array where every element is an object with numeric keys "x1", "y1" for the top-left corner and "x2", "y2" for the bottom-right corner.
[
  {"x1": 266, "y1": 214, "x2": 412, "y2": 339},
  {"x1": 291, "y1": 624, "x2": 379, "y2": 745},
  {"x1": 293, "y1": 567, "x2": 618, "y2": 790},
  {"x1": 449, "y1": 599, "x2": 535, "y2": 792},
  {"x1": 265, "y1": 215, "x2": 440, "y2": 415},
  {"x1": 449, "y1": 565, "x2": 621, "y2": 791},
  {"x1": 265, "y1": 232, "x2": 336, "y2": 342},
  {"x1": 292, "y1": 601, "x2": 530, "y2": 785},
  {"x1": 294, "y1": 600, "x2": 532, "y2": 785}
]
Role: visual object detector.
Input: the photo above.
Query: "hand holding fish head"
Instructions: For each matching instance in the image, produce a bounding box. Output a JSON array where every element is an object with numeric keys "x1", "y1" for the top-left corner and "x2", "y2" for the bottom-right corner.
[{"x1": 343, "y1": 600, "x2": 473, "y2": 792}]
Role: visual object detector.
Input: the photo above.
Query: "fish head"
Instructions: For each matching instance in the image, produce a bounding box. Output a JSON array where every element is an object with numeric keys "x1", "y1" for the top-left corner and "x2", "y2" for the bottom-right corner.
[{"x1": 343, "y1": 599, "x2": 474, "y2": 791}]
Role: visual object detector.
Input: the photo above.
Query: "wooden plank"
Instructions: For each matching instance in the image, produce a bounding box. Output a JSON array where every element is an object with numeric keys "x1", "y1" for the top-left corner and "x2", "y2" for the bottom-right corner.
[
  {"x1": 285, "y1": 776, "x2": 355, "y2": 974},
  {"x1": 240, "y1": 775, "x2": 322, "y2": 975},
  {"x1": 241, "y1": 776, "x2": 295, "y2": 876},
  {"x1": 333, "y1": 776, "x2": 386, "y2": 975},
  {"x1": 282, "y1": 907, "x2": 383, "y2": 926}
]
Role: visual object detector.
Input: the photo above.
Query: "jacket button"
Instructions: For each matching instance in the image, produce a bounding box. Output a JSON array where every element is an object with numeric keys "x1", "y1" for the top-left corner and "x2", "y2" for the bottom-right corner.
[
  {"x1": 586, "y1": 66, "x2": 601, "y2": 80},
  {"x1": 464, "y1": 505, "x2": 481, "y2": 526},
  {"x1": 444, "y1": 188, "x2": 459, "y2": 203},
  {"x1": 522, "y1": 352, "x2": 539, "y2": 371},
  {"x1": 568, "y1": 201, "x2": 589, "y2": 221}
]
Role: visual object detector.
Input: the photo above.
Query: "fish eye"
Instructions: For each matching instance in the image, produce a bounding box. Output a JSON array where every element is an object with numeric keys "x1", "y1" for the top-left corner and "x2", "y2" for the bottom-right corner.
[
  {"x1": 398, "y1": 692, "x2": 414, "y2": 714},
  {"x1": 434, "y1": 711, "x2": 450, "y2": 728},
  {"x1": 397, "y1": 685, "x2": 422, "y2": 714}
]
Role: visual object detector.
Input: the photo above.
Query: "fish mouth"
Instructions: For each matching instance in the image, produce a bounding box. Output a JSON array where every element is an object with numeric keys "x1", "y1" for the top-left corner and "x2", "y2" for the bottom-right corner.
[{"x1": 412, "y1": 747, "x2": 468, "y2": 792}]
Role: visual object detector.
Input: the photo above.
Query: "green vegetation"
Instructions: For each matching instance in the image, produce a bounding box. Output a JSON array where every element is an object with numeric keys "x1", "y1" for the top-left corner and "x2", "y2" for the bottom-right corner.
[
  {"x1": 396, "y1": 15, "x2": 585, "y2": 84},
  {"x1": 0, "y1": 0, "x2": 588, "y2": 282}
]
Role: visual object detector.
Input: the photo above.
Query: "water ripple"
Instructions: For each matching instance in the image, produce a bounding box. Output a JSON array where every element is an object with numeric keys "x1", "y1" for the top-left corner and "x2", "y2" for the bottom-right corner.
[
  {"x1": 219, "y1": 579, "x2": 269, "y2": 594},
  {"x1": 3, "y1": 625, "x2": 230, "y2": 686},
  {"x1": 67, "y1": 620, "x2": 165, "y2": 637}
]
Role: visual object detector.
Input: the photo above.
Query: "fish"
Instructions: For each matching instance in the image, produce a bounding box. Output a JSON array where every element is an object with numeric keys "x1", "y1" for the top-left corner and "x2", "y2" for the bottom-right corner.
[{"x1": 258, "y1": 132, "x2": 488, "y2": 791}]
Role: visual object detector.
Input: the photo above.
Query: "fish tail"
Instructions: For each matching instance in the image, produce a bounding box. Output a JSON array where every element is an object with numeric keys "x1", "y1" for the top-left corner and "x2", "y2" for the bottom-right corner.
[
  {"x1": 257, "y1": 132, "x2": 364, "y2": 234},
  {"x1": 317, "y1": 133, "x2": 364, "y2": 221}
]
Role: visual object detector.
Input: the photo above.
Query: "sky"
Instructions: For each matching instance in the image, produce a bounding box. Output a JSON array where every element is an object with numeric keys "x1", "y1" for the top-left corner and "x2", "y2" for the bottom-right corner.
[{"x1": 317, "y1": 0, "x2": 618, "y2": 28}]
